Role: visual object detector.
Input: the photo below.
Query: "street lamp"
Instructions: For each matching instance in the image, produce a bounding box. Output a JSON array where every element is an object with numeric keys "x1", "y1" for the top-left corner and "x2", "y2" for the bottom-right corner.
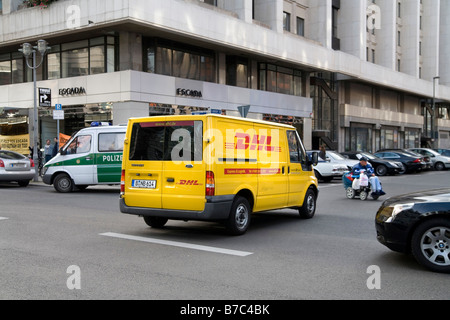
[
  {"x1": 19, "y1": 40, "x2": 50, "y2": 182},
  {"x1": 432, "y1": 76, "x2": 440, "y2": 149}
]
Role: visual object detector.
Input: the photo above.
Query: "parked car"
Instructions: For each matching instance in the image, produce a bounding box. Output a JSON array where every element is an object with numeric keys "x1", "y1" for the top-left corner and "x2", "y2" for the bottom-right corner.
[
  {"x1": 375, "y1": 188, "x2": 450, "y2": 273},
  {"x1": 311, "y1": 150, "x2": 359, "y2": 171},
  {"x1": 0, "y1": 150, "x2": 35, "y2": 187},
  {"x1": 374, "y1": 150, "x2": 425, "y2": 174},
  {"x1": 434, "y1": 148, "x2": 450, "y2": 157},
  {"x1": 341, "y1": 151, "x2": 403, "y2": 176},
  {"x1": 307, "y1": 151, "x2": 348, "y2": 182},
  {"x1": 408, "y1": 148, "x2": 450, "y2": 171}
]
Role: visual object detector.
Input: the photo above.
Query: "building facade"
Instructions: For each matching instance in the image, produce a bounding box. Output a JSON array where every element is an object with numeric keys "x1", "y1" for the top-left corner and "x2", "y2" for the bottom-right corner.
[{"x1": 0, "y1": 0, "x2": 449, "y2": 154}]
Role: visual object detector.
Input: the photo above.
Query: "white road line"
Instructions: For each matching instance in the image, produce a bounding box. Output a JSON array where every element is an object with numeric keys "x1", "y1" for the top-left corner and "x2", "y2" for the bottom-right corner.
[
  {"x1": 99, "y1": 232, "x2": 253, "y2": 257},
  {"x1": 0, "y1": 217, "x2": 9, "y2": 221}
]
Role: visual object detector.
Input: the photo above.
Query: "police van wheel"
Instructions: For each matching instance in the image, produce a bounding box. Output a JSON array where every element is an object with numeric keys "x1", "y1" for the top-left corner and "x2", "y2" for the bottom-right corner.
[
  {"x1": 54, "y1": 174, "x2": 73, "y2": 193},
  {"x1": 226, "y1": 196, "x2": 251, "y2": 236},
  {"x1": 299, "y1": 189, "x2": 316, "y2": 219},
  {"x1": 143, "y1": 217, "x2": 168, "y2": 228}
]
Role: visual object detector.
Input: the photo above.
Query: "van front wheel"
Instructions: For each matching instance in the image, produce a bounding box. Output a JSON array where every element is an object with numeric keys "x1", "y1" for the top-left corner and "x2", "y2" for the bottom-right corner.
[
  {"x1": 54, "y1": 174, "x2": 73, "y2": 193},
  {"x1": 299, "y1": 189, "x2": 316, "y2": 219},
  {"x1": 226, "y1": 196, "x2": 251, "y2": 236}
]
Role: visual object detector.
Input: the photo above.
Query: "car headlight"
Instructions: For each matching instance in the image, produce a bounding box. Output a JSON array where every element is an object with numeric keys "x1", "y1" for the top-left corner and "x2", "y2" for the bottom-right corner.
[{"x1": 377, "y1": 203, "x2": 414, "y2": 223}]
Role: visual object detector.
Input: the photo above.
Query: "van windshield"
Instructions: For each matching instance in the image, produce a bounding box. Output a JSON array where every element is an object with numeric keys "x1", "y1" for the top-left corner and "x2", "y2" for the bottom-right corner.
[{"x1": 129, "y1": 121, "x2": 203, "y2": 162}]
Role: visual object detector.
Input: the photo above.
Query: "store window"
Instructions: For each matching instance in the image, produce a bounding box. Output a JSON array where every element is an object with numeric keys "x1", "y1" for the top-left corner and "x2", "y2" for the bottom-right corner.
[
  {"x1": 144, "y1": 38, "x2": 215, "y2": 83},
  {"x1": 258, "y1": 63, "x2": 303, "y2": 97},
  {"x1": 226, "y1": 56, "x2": 249, "y2": 88}
]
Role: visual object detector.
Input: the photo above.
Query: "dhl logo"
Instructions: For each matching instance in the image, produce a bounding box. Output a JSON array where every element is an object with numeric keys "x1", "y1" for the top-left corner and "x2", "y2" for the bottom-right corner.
[
  {"x1": 225, "y1": 133, "x2": 281, "y2": 152},
  {"x1": 177, "y1": 180, "x2": 202, "y2": 186}
]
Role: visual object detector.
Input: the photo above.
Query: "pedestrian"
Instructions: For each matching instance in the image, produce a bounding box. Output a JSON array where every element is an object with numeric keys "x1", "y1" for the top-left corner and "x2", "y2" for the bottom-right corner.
[
  {"x1": 52, "y1": 137, "x2": 59, "y2": 157},
  {"x1": 44, "y1": 139, "x2": 52, "y2": 163},
  {"x1": 319, "y1": 144, "x2": 327, "y2": 161}
]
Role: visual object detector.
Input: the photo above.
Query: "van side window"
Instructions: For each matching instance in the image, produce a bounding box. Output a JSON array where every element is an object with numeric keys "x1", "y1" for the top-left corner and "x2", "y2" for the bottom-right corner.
[
  {"x1": 129, "y1": 121, "x2": 203, "y2": 161},
  {"x1": 66, "y1": 135, "x2": 92, "y2": 154},
  {"x1": 98, "y1": 133, "x2": 125, "y2": 152},
  {"x1": 287, "y1": 131, "x2": 301, "y2": 163}
]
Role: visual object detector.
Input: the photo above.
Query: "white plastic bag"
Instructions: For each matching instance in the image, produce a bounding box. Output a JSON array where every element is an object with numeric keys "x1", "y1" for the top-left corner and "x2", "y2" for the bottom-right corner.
[
  {"x1": 352, "y1": 178, "x2": 360, "y2": 190},
  {"x1": 360, "y1": 173, "x2": 369, "y2": 187}
]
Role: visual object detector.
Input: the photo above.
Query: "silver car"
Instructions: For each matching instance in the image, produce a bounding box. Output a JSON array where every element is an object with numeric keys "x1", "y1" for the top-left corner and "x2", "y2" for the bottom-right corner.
[
  {"x1": 408, "y1": 148, "x2": 450, "y2": 171},
  {"x1": 0, "y1": 150, "x2": 35, "y2": 187}
]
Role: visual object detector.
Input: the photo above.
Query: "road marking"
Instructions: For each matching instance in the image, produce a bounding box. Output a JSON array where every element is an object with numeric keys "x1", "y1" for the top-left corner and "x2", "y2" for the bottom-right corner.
[
  {"x1": 99, "y1": 232, "x2": 253, "y2": 257},
  {"x1": 0, "y1": 217, "x2": 9, "y2": 221}
]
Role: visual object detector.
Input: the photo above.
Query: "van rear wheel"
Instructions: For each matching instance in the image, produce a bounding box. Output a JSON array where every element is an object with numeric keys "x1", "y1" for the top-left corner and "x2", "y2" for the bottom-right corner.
[
  {"x1": 226, "y1": 196, "x2": 251, "y2": 236},
  {"x1": 143, "y1": 217, "x2": 168, "y2": 228}
]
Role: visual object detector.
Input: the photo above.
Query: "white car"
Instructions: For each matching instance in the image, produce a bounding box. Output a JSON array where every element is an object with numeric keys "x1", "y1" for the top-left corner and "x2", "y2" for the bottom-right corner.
[
  {"x1": 0, "y1": 150, "x2": 35, "y2": 187},
  {"x1": 307, "y1": 151, "x2": 348, "y2": 182},
  {"x1": 408, "y1": 148, "x2": 450, "y2": 171},
  {"x1": 311, "y1": 150, "x2": 360, "y2": 171}
]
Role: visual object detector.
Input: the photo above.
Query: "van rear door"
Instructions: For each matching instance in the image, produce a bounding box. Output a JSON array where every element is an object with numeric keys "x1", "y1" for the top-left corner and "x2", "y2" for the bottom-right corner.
[
  {"x1": 124, "y1": 120, "x2": 166, "y2": 209},
  {"x1": 162, "y1": 120, "x2": 205, "y2": 211}
]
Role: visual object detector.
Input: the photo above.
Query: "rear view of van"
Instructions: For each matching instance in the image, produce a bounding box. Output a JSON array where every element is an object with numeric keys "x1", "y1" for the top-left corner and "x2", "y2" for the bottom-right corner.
[{"x1": 120, "y1": 115, "x2": 318, "y2": 235}]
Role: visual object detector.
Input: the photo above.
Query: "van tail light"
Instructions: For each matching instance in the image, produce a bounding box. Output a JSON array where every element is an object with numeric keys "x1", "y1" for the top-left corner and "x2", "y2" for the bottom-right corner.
[
  {"x1": 30, "y1": 159, "x2": 35, "y2": 168},
  {"x1": 120, "y1": 170, "x2": 125, "y2": 195},
  {"x1": 206, "y1": 171, "x2": 215, "y2": 196},
  {"x1": 0, "y1": 160, "x2": 4, "y2": 168}
]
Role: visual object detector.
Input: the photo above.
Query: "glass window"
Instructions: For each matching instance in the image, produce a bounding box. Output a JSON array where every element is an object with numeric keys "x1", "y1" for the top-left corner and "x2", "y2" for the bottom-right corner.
[
  {"x1": 47, "y1": 52, "x2": 61, "y2": 80},
  {"x1": 287, "y1": 131, "x2": 301, "y2": 162},
  {"x1": 90, "y1": 46, "x2": 105, "y2": 75},
  {"x1": 129, "y1": 121, "x2": 203, "y2": 162},
  {"x1": 65, "y1": 135, "x2": 92, "y2": 155},
  {"x1": 297, "y1": 17, "x2": 305, "y2": 36},
  {"x1": 0, "y1": 54, "x2": 11, "y2": 85},
  {"x1": 156, "y1": 47, "x2": 172, "y2": 76},
  {"x1": 62, "y1": 48, "x2": 89, "y2": 78},
  {"x1": 98, "y1": 133, "x2": 125, "y2": 152},
  {"x1": 11, "y1": 54, "x2": 24, "y2": 84}
]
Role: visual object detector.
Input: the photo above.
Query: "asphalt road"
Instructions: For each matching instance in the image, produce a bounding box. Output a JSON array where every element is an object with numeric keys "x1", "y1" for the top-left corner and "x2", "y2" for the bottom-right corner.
[{"x1": 0, "y1": 170, "x2": 449, "y2": 301}]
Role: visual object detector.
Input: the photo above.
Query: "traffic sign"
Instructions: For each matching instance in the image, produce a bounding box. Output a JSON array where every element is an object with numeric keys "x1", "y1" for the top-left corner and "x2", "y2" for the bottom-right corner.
[
  {"x1": 55, "y1": 104, "x2": 62, "y2": 110},
  {"x1": 39, "y1": 88, "x2": 52, "y2": 107},
  {"x1": 53, "y1": 110, "x2": 64, "y2": 120},
  {"x1": 238, "y1": 105, "x2": 250, "y2": 118}
]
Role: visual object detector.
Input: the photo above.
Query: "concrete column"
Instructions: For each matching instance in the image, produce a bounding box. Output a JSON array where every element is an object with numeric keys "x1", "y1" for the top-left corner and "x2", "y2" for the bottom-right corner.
[
  {"x1": 402, "y1": 0, "x2": 420, "y2": 77},
  {"x1": 222, "y1": 0, "x2": 253, "y2": 23},
  {"x1": 377, "y1": 0, "x2": 397, "y2": 70},
  {"x1": 307, "y1": 0, "x2": 332, "y2": 49},
  {"x1": 253, "y1": 0, "x2": 283, "y2": 33},
  {"x1": 113, "y1": 101, "x2": 149, "y2": 126},
  {"x1": 422, "y1": 0, "x2": 440, "y2": 81},
  {"x1": 339, "y1": 0, "x2": 366, "y2": 60},
  {"x1": 440, "y1": 0, "x2": 450, "y2": 86}
]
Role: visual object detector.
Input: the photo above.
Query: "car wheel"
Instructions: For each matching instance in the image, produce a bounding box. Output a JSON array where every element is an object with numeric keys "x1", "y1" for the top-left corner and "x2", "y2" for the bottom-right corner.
[
  {"x1": 375, "y1": 165, "x2": 388, "y2": 176},
  {"x1": 54, "y1": 174, "x2": 73, "y2": 193},
  {"x1": 143, "y1": 217, "x2": 168, "y2": 228},
  {"x1": 226, "y1": 196, "x2": 251, "y2": 236},
  {"x1": 18, "y1": 180, "x2": 30, "y2": 187},
  {"x1": 434, "y1": 162, "x2": 445, "y2": 171},
  {"x1": 411, "y1": 218, "x2": 450, "y2": 273},
  {"x1": 299, "y1": 189, "x2": 317, "y2": 219}
]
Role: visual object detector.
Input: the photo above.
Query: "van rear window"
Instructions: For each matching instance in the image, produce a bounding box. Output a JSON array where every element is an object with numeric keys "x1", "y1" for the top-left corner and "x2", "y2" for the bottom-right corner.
[{"x1": 129, "y1": 121, "x2": 203, "y2": 161}]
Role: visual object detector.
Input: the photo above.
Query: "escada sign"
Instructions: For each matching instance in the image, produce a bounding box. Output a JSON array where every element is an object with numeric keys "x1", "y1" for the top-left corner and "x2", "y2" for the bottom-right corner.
[
  {"x1": 59, "y1": 87, "x2": 87, "y2": 96},
  {"x1": 176, "y1": 88, "x2": 202, "y2": 98}
]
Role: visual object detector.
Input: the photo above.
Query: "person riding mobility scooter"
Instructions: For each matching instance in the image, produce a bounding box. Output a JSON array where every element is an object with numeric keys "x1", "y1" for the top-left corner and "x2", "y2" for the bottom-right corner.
[{"x1": 343, "y1": 157, "x2": 386, "y2": 201}]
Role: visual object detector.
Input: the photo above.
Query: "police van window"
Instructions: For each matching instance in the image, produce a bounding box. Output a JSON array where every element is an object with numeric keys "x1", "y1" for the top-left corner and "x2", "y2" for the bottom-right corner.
[
  {"x1": 66, "y1": 135, "x2": 92, "y2": 154},
  {"x1": 98, "y1": 133, "x2": 125, "y2": 152},
  {"x1": 129, "y1": 121, "x2": 202, "y2": 161}
]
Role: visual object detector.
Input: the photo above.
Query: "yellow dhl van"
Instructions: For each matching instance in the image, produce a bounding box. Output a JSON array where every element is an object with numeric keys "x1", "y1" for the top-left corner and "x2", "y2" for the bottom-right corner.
[{"x1": 120, "y1": 114, "x2": 319, "y2": 235}]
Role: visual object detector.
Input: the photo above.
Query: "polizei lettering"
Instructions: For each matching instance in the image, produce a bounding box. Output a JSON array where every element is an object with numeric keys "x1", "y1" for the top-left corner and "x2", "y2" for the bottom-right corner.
[
  {"x1": 102, "y1": 154, "x2": 123, "y2": 162},
  {"x1": 59, "y1": 87, "x2": 87, "y2": 96},
  {"x1": 176, "y1": 88, "x2": 202, "y2": 98}
]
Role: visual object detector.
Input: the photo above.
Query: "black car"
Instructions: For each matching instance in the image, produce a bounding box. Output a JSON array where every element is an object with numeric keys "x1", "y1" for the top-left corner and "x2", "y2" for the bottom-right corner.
[
  {"x1": 374, "y1": 150, "x2": 425, "y2": 174},
  {"x1": 376, "y1": 188, "x2": 450, "y2": 273},
  {"x1": 435, "y1": 149, "x2": 450, "y2": 157},
  {"x1": 341, "y1": 151, "x2": 402, "y2": 176}
]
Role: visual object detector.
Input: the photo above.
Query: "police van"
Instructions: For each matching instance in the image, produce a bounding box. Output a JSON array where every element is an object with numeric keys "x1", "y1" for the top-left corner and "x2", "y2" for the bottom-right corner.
[
  {"x1": 120, "y1": 114, "x2": 319, "y2": 235},
  {"x1": 43, "y1": 125, "x2": 126, "y2": 192}
]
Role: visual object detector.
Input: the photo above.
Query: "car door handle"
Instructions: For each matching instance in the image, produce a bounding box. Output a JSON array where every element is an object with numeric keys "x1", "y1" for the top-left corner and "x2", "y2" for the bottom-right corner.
[{"x1": 167, "y1": 178, "x2": 175, "y2": 183}]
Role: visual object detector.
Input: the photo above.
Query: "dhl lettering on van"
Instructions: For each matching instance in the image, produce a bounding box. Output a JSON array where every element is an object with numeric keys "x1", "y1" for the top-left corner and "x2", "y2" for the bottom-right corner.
[
  {"x1": 226, "y1": 133, "x2": 281, "y2": 152},
  {"x1": 177, "y1": 180, "x2": 202, "y2": 186}
]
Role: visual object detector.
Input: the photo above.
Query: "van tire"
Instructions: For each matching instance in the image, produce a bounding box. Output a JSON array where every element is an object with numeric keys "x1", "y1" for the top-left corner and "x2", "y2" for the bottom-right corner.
[
  {"x1": 143, "y1": 217, "x2": 168, "y2": 229},
  {"x1": 226, "y1": 196, "x2": 251, "y2": 236},
  {"x1": 54, "y1": 174, "x2": 73, "y2": 193},
  {"x1": 299, "y1": 189, "x2": 316, "y2": 219}
]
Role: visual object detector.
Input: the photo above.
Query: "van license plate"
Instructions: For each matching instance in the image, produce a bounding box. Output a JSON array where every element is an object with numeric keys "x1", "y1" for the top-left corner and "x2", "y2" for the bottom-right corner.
[{"x1": 132, "y1": 180, "x2": 156, "y2": 189}]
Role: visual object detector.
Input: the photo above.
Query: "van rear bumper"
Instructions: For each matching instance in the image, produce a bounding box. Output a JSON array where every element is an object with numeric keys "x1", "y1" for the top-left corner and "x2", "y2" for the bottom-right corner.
[{"x1": 119, "y1": 195, "x2": 234, "y2": 221}]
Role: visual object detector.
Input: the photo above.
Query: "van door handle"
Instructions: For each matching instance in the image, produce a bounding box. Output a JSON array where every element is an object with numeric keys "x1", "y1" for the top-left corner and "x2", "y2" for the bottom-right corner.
[
  {"x1": 85, "y1": 157, "x2": 92, "y2": 161},
  {"x1": 167, "y1": 178, "x2": 175, "y2": 183},
  {"x1": 282, "y1": 167, "x2": 285, "y2": 174},
  {"x1": 185, "y1": 164, "x2": 194, "y2": 168}
]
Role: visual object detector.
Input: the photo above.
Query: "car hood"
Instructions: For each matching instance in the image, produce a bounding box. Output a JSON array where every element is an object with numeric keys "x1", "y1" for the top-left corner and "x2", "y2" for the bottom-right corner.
[{"x1": 382, "y1": 188, "x2": 450, "y2": 207}]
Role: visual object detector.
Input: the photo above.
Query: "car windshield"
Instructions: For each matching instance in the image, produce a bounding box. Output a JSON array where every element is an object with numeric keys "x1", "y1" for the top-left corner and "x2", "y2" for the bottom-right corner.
[
  {"x1": 0, "y1": 151, "x2": 25, "y2": 160},
  {"x1": 327, "y1": 151, "x2": 347, "y2": 160},
  {"x1": 360, "y1": 152, "x2": 376, "y2": 160}
]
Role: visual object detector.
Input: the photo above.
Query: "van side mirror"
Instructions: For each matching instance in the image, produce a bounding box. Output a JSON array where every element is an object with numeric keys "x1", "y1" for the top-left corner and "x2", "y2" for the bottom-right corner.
[
  {"x1": 310, "y1": 152, "x2": 319, "y2": 166},
  {"x1": 60, "y1": 149, "x2": 67, "y2": 156}
]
